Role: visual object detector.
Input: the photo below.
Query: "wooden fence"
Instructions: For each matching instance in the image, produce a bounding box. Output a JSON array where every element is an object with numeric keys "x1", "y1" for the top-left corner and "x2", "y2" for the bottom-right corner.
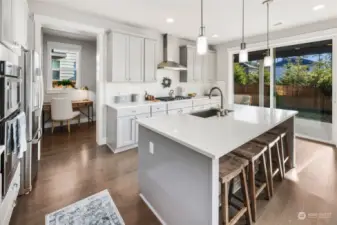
[{"x1": 234, "y1": 84, "x2": 332, "y2": 112}]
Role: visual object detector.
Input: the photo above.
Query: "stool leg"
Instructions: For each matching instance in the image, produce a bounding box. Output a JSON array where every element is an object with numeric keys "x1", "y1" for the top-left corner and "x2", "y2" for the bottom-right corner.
[
  {"x1": 280, "y1": 136, "x2": 286, "y2": 177},
  {"x1": 221, "y1": 182, "x2": 229, "y2": 225},
  {"x1": 284, "y1": 135, "x2": 291, "y2": 168},
  {"x1": 228, "y1": 179, "x2": 234, "y2": 203},
  {"x1": 240, "y1": 169, "x2": 252, "y2": 225},
  {"x1": 248, "y1": 162, "x2": 257, "y2": 222},
  {"x1": 262, "y1": 152, "x2": 271, "y2": 200},
  {"x1": 276, "y1": 142, "x2": 284, "y2": 180},
  {"x1": 267, "y1": 147, "x2": 274, "y2": 196}
]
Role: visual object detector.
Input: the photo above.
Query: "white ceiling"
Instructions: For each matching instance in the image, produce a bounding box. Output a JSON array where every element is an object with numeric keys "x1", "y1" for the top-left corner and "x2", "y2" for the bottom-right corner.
[
  {"x1": 42, "y1": 27, "x2": 97, "y2": 41},
  {"x1": 32, "y1": 0, "x2": 337, "y2": 44}
]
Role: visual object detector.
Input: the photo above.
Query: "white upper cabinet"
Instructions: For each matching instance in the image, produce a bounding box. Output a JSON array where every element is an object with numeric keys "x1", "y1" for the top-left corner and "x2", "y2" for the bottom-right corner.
[
  {"x1": 180, "y1": 45, "x2": 217, "y2": 83},
  {"x1": 180, "y1": 46, "x2": 195, "y2": 82},
  {"x1": 0, "y1": 0, "x2": 29, "y2": 50},
  {"x1": 129, "y1": 36, "x2": 144, "y2": 82},
  {"x1": 0, "y1": 0, "x2": 13, "y2": 46},
  {"x1": 208, "y1": 52, "x2": 217, "y2": 82},
  {"x1": 194, "y1": 53, "x2": 203, "y2": 82},
  {"x1": 12, "y1": 0, "x2": 28, "y2": 48},
  {"x1": 144, "y1": 39, "x2": 157, "y2": 82},
  {"x1": 203, "y1": 51, "x2": 217, "y2": 82},
  {"x1": 110, "y1": 32, "x2": 129, "y2": 82},
  {"x1": 108, "y1": 31, "x2": 156, "y2": 83}
]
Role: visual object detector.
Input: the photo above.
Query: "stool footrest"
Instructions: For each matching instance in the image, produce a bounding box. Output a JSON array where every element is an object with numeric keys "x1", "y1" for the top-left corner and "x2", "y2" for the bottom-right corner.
[{"x1": 229, "y1": 208, "x2": 248, "y2": 225}]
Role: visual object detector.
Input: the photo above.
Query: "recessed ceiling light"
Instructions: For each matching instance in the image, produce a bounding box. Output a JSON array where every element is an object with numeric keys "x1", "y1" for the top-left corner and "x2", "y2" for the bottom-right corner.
[
  {"x1": 313, "y1": 4, "x2": 325, "y2": 11},
  {"x1": 166, "y1": 18, "x2": 174, "y2": 23},
  {"x1": 212, "y1": 34, "x2": 219, "y2": 38}
]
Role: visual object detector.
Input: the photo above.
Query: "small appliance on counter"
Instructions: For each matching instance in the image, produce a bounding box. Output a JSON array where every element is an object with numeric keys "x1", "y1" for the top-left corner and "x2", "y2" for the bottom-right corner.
[
  {"x1": 131, "y1": 94, "x2": 140, "y2": 102},
  {"x1": 114, "y1": 95, "x2": 129, "y2": 103}
]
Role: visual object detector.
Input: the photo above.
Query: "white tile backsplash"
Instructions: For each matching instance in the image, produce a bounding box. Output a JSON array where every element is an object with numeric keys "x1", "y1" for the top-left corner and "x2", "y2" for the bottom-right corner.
[{"x1": 105, "y1": 69, "x2": 215, "y2": 105}]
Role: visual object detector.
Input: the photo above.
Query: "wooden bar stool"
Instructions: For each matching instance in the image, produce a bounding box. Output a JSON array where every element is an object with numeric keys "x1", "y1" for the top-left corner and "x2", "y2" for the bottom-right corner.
[
  {"x1": 253, "y1": 133, "x2": 283, "y2": 196},
  {"x1": 268, "y1": 127, "x2": 290, "y2": 175},
  {"x1": 232, "y1": 142, "x2": 271, "y2": 222},
  {"x1": 219, "y1": 154, "x2": 252, "y2": 225}
]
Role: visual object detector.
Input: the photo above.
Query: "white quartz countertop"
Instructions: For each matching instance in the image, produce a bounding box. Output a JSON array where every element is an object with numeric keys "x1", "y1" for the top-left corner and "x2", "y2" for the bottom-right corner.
[
  {"x1": 105, "y1": 96, "x2": 218, "y2": 109},
  {"x1": 137, "y1": 105, "x2": 298, "y2": 159},
  {"x1": 106, "y1": 101, "x2": 166, "y2": 109}
]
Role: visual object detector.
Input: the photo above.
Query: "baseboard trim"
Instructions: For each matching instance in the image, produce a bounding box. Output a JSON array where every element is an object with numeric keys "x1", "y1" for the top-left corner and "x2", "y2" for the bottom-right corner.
[
  {"x1": 106, "y1": 143, "x2": 138, "y2": 153},
  {"x1": 139, "y1": 193, "x2": 167, "y2": 225}
]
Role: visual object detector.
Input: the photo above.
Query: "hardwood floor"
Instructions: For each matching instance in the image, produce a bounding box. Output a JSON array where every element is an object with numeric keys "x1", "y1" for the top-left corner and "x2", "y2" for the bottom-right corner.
[{"x1": 10, "y1": 125, "x2": 337, "y2": 225}]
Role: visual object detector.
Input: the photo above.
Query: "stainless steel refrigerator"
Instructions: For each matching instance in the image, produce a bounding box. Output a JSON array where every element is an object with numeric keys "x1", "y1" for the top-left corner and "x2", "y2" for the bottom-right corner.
[{"x1": 19, "y1": 50, "x2": 44, "y2": 195}]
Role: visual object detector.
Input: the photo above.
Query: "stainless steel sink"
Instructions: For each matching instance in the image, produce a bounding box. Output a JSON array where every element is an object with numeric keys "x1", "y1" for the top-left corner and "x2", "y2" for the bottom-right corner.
[
  {"x1": 190, "y1": 109, "x2": 219, "y2": 118},
  {"x1": 190, "y1": 109, "x2": 234, "y2": 118}
]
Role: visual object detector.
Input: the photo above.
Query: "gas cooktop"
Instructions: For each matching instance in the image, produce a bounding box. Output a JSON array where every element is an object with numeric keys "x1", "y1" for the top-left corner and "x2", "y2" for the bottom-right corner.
[{"x1": 156, "y1": 96, "x2": 192, "y2": 102}]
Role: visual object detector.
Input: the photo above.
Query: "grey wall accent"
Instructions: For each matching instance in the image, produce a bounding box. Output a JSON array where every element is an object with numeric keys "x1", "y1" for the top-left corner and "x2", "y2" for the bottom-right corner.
[
  {"x1": 42, "y1": 33, "x2": 97, "y2": 92},
  {"x1": 138, "y1": 126, "x2": 214, "y2": 225}
]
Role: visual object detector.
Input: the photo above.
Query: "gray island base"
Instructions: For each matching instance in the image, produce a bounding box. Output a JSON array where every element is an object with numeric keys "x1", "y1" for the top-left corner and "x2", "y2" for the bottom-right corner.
[{"x1": 137, "y1": 105, "x2": 297, "y2": 225}]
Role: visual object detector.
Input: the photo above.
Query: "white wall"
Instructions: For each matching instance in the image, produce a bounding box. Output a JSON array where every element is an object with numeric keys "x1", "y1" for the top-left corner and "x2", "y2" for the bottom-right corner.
[
  {"x1": 105, "y1": 35, "x2": 215, "y2": 105},
  {"x1": 28, "y1": 1, "x2": 218, "y2": 143},
  {"x1": 216, "y1": 18, "x2": 337, "y2": 105},
  {"x1": 42, "y1": 33, "x2": 97, "y2": 124}
]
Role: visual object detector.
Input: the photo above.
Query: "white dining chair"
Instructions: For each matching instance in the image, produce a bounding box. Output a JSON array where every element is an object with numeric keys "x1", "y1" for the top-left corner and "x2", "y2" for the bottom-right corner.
[{"x1": 51, "y1": 98, "x2": 80, "y2": 133}]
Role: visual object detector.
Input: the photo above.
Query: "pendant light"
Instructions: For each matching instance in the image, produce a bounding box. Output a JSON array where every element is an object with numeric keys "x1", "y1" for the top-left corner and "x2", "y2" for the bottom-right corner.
[
  {"x1": 197, "y1": 0, "x2": 208, "y2": 55},
  {"x1": 263, "y1": 0, "x2": 273, "y2": 67},
  {"x1": 239, "y1": 0, "x2": 248, "y2": 63}
]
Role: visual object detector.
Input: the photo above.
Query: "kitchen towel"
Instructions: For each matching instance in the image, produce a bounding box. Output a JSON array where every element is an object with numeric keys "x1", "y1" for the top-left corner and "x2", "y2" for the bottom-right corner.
[{"x1": 17, "y1": 112, "x2": 27, "y2": 158}]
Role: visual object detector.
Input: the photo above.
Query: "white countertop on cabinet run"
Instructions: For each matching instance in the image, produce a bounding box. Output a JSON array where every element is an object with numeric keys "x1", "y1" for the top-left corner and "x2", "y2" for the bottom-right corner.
[
  {"x1": 137, "y1": 105, "x2": 298, "y2": 159},
  {"x1": 105, "y1": 96, "x2": 220, "y2": 109}
]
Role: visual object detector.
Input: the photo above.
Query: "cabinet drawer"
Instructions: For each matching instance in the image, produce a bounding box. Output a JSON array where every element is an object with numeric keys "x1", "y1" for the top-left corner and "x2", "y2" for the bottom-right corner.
[
  {"x1": 0, "y1": 163, "x2": 20, "y2": 225},
  {"x1": 152, "y1": 111, "x2": 167, "y2": 117},
  {"x1": 167, "y1": 100, "x2": 192, "y2": 110},
  {"x1": 193, "y1": 98, "x2": 211, "y2": 107},
  {"x1": 151, "y1": 104, "x2": 167, "y2": 113},
  {"x1": 117, "y1": 105, "x2": 150, "y2": 117}
]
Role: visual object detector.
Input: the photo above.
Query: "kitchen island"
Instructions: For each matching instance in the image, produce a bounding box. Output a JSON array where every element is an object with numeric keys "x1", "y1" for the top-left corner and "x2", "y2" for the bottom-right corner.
[{"x1": 137, "y1": 105, "x2": 298, "y2": 225}]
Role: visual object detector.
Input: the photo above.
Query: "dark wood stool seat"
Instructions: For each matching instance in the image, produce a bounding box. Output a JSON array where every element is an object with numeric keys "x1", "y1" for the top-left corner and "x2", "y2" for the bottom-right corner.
[
  {"x1": 232, "y1": 142, "x2": 271, "y2": 222},
  {"x1": 252, "y1": 133, "x2": 284, "y2": 196},
  {"x1": 219, "y1": 154, "x2": 252, "y2": 225},
  {"x1": 268, "y1": 127, "x2": 290, "y2": 175}
]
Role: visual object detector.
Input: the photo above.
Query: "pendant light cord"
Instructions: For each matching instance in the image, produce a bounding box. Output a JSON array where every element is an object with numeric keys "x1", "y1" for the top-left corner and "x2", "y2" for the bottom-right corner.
[
  {"x1": 200, "y1": 0, "x2": 205, "y2": 35},
  {"x1": 267, "y1": 1, "x2": 270, "y2": 49},
  {"x1": 242, "y1": 0, "x2": 245, "y2": 44}
]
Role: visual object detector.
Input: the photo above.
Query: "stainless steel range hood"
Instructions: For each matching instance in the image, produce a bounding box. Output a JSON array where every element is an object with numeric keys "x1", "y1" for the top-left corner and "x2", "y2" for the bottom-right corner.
[{"x1": 157, "y1": 34, "x2": 187, "y2": 71}]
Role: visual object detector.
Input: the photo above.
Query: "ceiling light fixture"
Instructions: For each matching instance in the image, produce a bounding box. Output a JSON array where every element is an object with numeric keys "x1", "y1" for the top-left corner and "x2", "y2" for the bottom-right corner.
[
  {"x1": 166, "y1": 18, "x2": 174, "y2": 23},
  {"x1": 313, "y1": 4, "x2": 325, "y2": 11},
  {"x1": 263, "y1": 0, "x2": 273, "y2": 67},
  {"x1": 239, "y1": 0, "x2": 248, "y2": 63},
  {"x1": 197, "y1": 0, "x2": 208, "y2": 55}
]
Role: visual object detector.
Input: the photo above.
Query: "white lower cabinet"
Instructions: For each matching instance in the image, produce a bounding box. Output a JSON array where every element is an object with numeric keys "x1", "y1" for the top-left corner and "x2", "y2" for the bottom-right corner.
[
  {"x1": 107, "y1": 106, "x2": 151, "y2": 153},
  {"x1": 116, "y1": 115, "x2": 136, "y2": 148},
  {"x1": 0, "y1": 163, "x2": 20, "y2": 225},
  {"x1": 168, "y1": 107, "x2": 193, "y2": 115},
  {"x1": 152, "y1": 111, "x2": 167, "y2": 117},
  {"x1": 134, "y1": 113, "x2": 151, "y2": 143}
]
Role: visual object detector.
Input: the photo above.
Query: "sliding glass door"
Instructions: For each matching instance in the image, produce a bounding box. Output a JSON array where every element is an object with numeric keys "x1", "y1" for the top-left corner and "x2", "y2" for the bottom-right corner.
[
  {"x1": 273, "y1": 40, "x2": 333, "y2": 142},
  {"x1": 233, "y1": 50, "x2": 270, "y2": 107}
]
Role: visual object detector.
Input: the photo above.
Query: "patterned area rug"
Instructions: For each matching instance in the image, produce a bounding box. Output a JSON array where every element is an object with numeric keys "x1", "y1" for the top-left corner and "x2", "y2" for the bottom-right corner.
[{"x1": 45, "y1": 190, "x2": 125, "y2": 225}]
